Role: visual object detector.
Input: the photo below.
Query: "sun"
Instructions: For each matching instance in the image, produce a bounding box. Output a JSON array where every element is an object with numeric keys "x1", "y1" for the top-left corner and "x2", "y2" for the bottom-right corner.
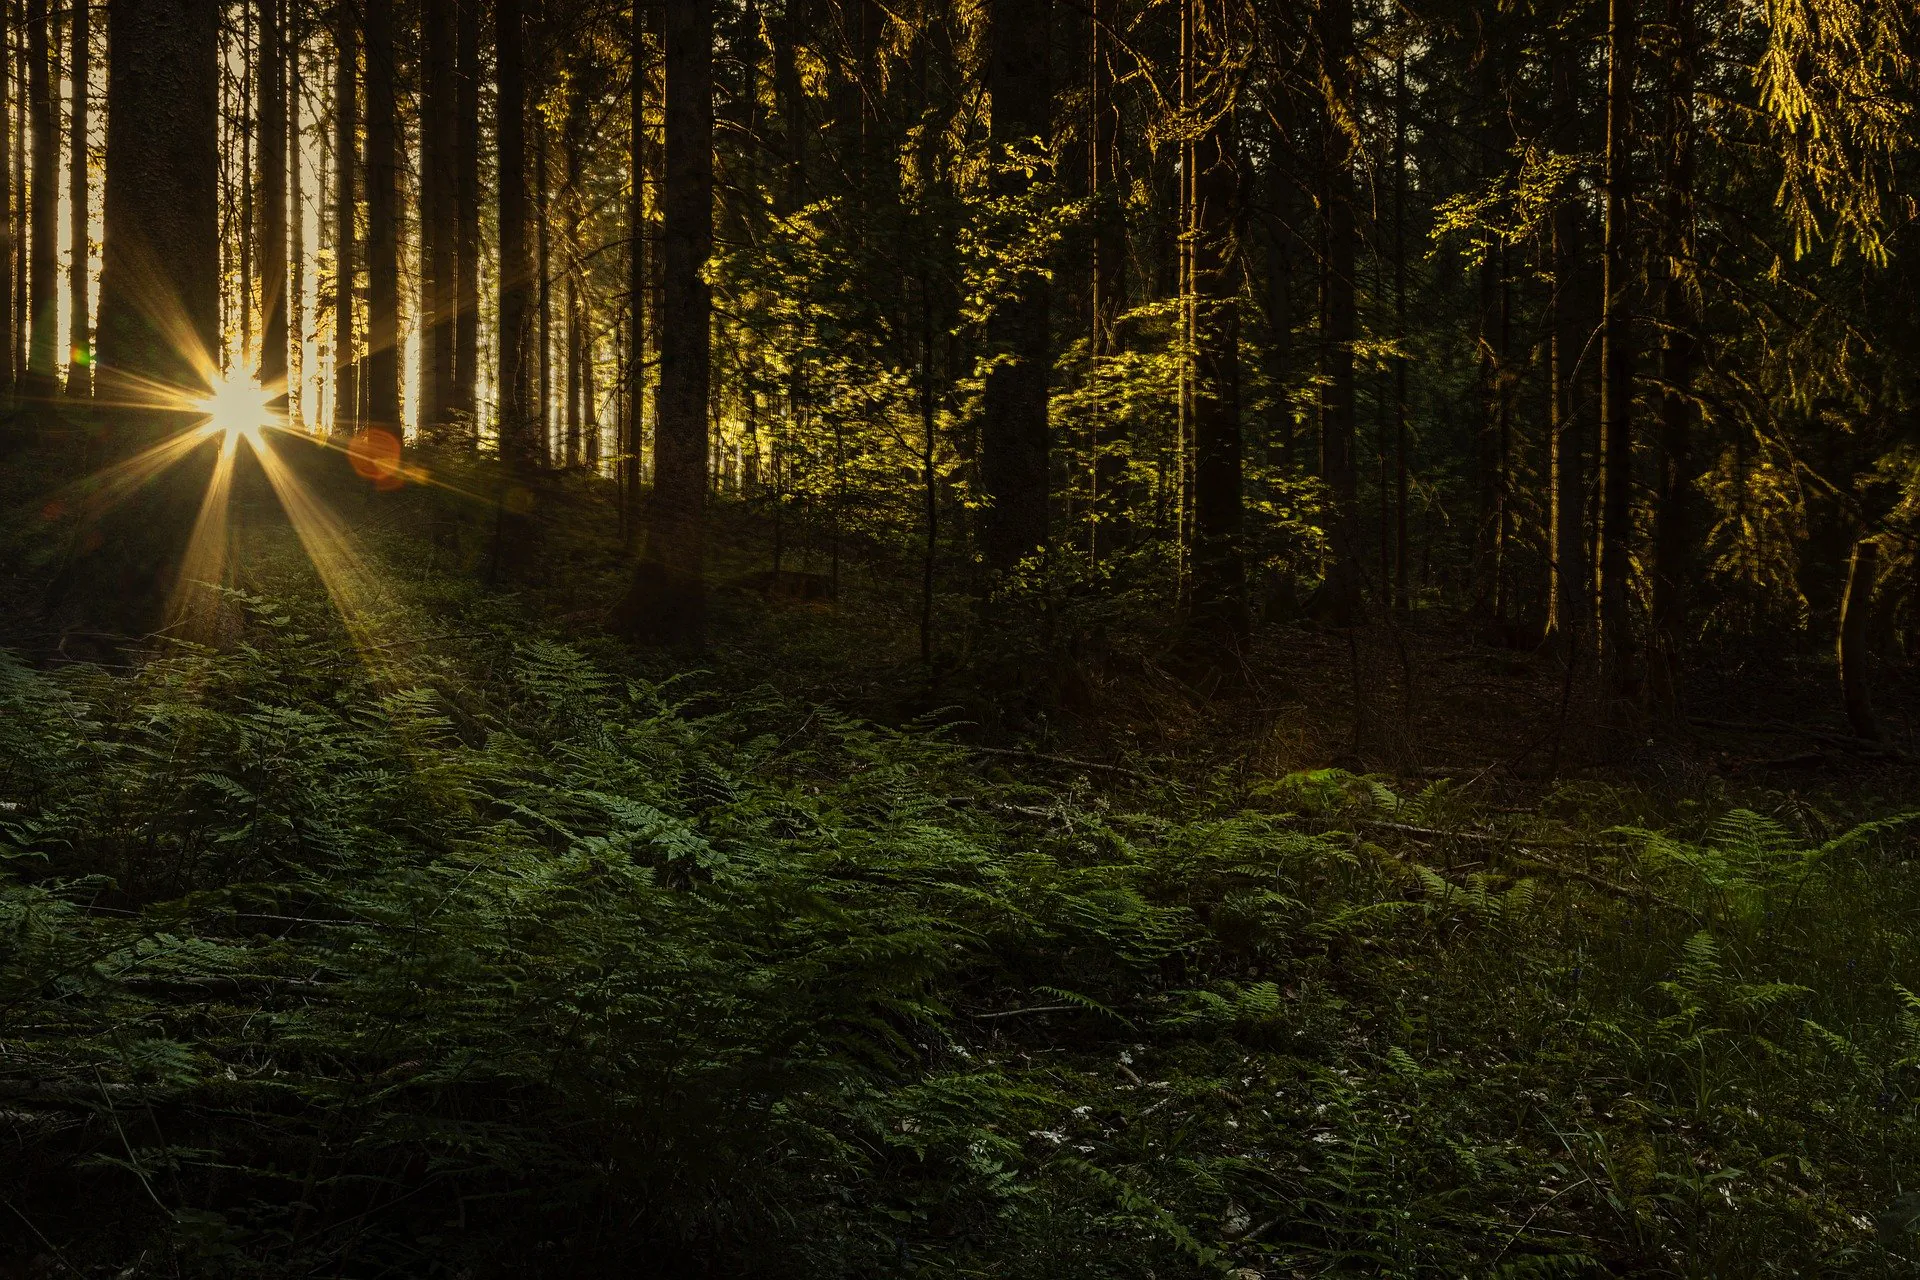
[{"x1": 193, "y1": 367, "x2": 278, "y2": 445}]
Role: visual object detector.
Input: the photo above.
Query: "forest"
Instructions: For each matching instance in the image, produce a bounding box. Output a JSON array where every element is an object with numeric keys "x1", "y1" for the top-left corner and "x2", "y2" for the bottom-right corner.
[{"x1": 4, "y1": 0, "x2": 1920, "y2": 1273}]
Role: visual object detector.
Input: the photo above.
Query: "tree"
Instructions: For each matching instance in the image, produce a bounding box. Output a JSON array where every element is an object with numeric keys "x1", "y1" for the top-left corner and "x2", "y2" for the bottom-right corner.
[
  {"x1": 331, "y1": 0, "x2": 356, "y2": 436},
  {"x1": 453, "y1": 0, "x2": 480, "y2": 432},
  {"x1": 97, "y1": 0, "x2": 218, "y2": 400},
  {"x1": 495, "y1": 0, "x2": 535, "y2": 467},
  {"x1": 363, "y1": 0, "x2": 398, "y2": 434},
  {"x1": 614, "y1": 0, "x2": 713, "y2": 643},
  {"x1": 257, "y1": 0, "x2": 287, "y2": 400},
  {"x1": 1318, "y1": 0, "x2": 1357, "y2": 624},
  {"x1": 978, "y1": 0, "x2": 1051, "y2": 576},
  {"x1": 1650, "y1": 0, "x2": 1696, "y2": 719},
  {"x1": 25, "y1": 0, "x2": 54, "y2": 396},
  {"x1": 420, "y1": 0, "x2": 456, "y2": 435},
  {"x1": 63, "y1": 0, "x2": 89, "y2": 397},
  {"x1": 1598, "y1": 0, "x2": 1637, "y2": 695},
  {"x1": 1185, "y1": 0, "x2": 1245, "y2": 644},
  {"x1": 1547, "y1": 28, "x2": 1586, "y2": 644}
]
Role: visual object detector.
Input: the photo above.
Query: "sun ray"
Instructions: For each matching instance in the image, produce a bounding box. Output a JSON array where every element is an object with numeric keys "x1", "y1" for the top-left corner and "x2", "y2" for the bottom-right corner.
[{"x1": 163, "y1": 425, "x2": 242, "y2": 640}]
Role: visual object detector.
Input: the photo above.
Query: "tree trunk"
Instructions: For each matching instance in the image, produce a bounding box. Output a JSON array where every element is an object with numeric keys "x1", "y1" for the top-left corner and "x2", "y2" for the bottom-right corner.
[
  {"x1": 1185, "y1": 0, "x2": 1243, "y2": 644},
  {"x1": 978, "y1": 0, "x2": 1051, "y2": 575},
  {"x1": 535, "y1": 114, "x2": 552, "y2": 463},
  {"x1": 25, "y1": 0, "x2": 54, "y2": 395},
  {"x1": 331, "y1": 0, "x2": 356, "y2": 435},
  {"x1": 564, "y1": 73, "x2": 588, "y2": 468},
  {"x1": 419, "y1": 0, "x2": 455, "y2": 435},
  {"x1": 1392, "y1": 45, "x2": 1409, "y2": 615},
  {"x1": 98, "y1": 0, "x2": 218, "y2": 399},
  {"x1": 257, "y1": 0, "x2": 287, "y2": 401},
  {"x1": 452, "y1": 0, "x2": 480, "y2": 432},
  {"x1": 1548, "y1": 40, "x2": 1586, "y2": 643},
  {"x1": 289, "y1": 0, "x2": 304, "y2": 425},
  {"x1": 363, "y1": 0, "x2": 398, "y2": 433},
  {"x1": 1319, "y1": 0, "x2": 1357, "y2": 624},
  {"x1": 1598, "y1": 0, "x2": 1638, "y2": 695},
  {"x1": 12, "y1": 10, "x2": 24, "y2": 392},
  {"x1": 1088, "y1": 0, "x2": 1123, "y2": 560},
  {"x1": 77, "y1": 0, "x2": 218, "y2": 633},
  {"x1": 495, "y1": 0, "x2": 534, "y2": 466},
  {"x1": 1650, "y1": 0, "x2": 1695, "y2": 721},
  {"x1": 63, "y1": 0, "x2": 87, "y2": 396},
  {"x1": 624, "y1": 0, "x2": 649, "y2": 543},
  {"x1": 1839, "y1": 540, "x2": 1883, "y2": 742},
  {"x1": 0, "y1": 0, "x2": 14, "y2": 398},
  {"x1": 614, "y1": 0, "x2": 712, "y2": 644}
]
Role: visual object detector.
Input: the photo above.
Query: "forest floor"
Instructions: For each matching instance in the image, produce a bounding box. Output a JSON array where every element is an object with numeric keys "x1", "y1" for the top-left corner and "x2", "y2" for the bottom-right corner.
[{"x1": 4, "y1": 434, "x2": 1920, "y2": 1277}]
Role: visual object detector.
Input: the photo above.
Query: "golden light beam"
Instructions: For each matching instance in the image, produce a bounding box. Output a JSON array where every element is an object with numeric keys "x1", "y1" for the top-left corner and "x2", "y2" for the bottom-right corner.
[
  {"x1": 249, "y1": 428, "x2": 401, "y2": 673},
  {"x1": 162, "y1": 425, "x2": 242, "y2": 640}
]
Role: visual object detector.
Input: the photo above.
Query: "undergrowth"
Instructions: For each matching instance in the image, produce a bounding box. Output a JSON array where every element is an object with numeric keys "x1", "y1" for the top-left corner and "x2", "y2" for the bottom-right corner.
[{"x1": 4, "y1": 591, "x2": 1920, "y2": 1276}]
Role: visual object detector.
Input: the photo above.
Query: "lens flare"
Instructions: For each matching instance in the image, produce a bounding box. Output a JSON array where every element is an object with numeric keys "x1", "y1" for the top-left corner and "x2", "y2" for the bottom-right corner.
[{"x1": 193, "y1": 367, "x2": 278, "y2": 446}]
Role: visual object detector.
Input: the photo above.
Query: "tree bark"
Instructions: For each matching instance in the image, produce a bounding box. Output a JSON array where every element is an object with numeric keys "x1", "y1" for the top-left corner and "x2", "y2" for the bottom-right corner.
[
  {"x1": 25, "y1": 0, "x2": 54, "y2": 395},
  {"x1": 614, "y1": 0, "x2": 712, "y2": 644},
  {"x1": 1318, "y1": 0, "x2": 1357, "y2": 624},
  {"x1": 257, "y1": 0, "x2": 287, "y2": 400},
  {"x1": 624, "y1": 0, "x2": 649, "y2": 543},
  {"x1": 419, "y1": 0, "x2": 455, "y2": 435},
  {"x1": 0, "y1": 0, "x2": 15, "y2": 397},
  {"x1": 1392, "y1": 45, "x2": 1409, "y2": 615},
  {"x1": 1185, "y1": 0, "x2": 1243, "y2": 644},
  {"x1": 978, "y1": 0, "x2": 1051, "y2": 575},
  {"x1": 564, "y1": 71, "x2": 588, "y2": 468},
  {"x1": 98, "y1": 0, "x2": 218, "y2": 399},
  {"x1": 362, "y1": 0, "x2": 398, "y2": 433},
  {"x1": 1088, "y1": 0, "x2": 1123, "y2": 559},
  {"x1": 495, "y1": 0, "x2": 534, "y2": 466},
  {"x1": 1650, "y1": 0, "x2": 1695, "y2": 721},
  {"x1": 331, "y1": 0, "x2": 356, "y2": 435},
  {"x1": 1599, "y1": 0, "x2": 1638, "y2": 695},
  {"x1": 63, "y1": 0, "x2": 87, "y2": 396},
  {"x1": 1548, "y1": 39, "x2": 1586, "y2": 643},
  {"x1": 452, "y1": 0, "x2": 480, "y2": 432}
]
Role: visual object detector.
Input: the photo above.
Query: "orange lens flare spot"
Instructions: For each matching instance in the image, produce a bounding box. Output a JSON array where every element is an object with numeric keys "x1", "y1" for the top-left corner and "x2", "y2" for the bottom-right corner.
[{"x1": 347, "y1": 428, "x2": 405, "y2": 490}]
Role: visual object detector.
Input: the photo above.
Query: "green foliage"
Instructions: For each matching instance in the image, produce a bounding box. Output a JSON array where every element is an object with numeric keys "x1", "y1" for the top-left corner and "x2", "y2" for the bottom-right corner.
[{"x1": 6, "y1": 627, "x2": 1920, "y2": 1276}]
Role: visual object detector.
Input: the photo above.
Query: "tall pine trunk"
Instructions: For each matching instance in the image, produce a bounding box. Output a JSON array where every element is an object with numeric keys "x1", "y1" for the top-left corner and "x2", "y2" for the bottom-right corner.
[
  {"x1": 331, "y1": 0, "x2": 356, "y2": 435},
  {"x1": 0, "y1": 0, "x2": 15, "y2": 397},
  {"x1": 623, "y1": 0, "x2": 649, "y2": 543},
  {"x1": 80, "y1": 0, "x2": 219, "y2": 633},
  {"x1": 1650, "y1": 0, "x2": 1695, "y2": 720},
  {"x1": 1088, "y1": 0, "x2": 1124, "y2": 559},
  {"x1": 1548, "y1": 41, "x2": 1586, "y2": 643},
  {"x1": 363, "y1": 0, "x2": 398, "y2": 433},
  {"x1": 257, "y1": 0, "x2": 287, "y2": 400},
  {"x1": 419, "y1": 0, "x2": 456, "y2": 434},
  {"x1": 63, "y1": 0, "x2": 86, "y2": 396},
  {"x1": 614, "y1": 0, "x2": 711, "y2": 643},
  {"x1": 1185, "y1": 0, "x2": 1243, "y2": 643},
  {"x1": 1319, "y1": 0, "x2": 1357, "y2": 624},
  {"x1": 1392, "y1": 46, "x2": 1409, "y2": 615},
  {"x1": 99, "y1": 0, "x2": 218, "y2": 396},
  {"x1": 978, "y1": 0, "x2": 1051, "y2": 574},
  {"x1": 25, "y1": 0, "x2": 54, "y2": 395},
  {"x1": 495, "y1": 0, "x2": 534, "y2": 466},
  {"x1": 452, "y1": 0, "x2": 480, "y2": 431},
  {"x1": 1598, "y1": 0, "x2": 1638, "y2": 695}
]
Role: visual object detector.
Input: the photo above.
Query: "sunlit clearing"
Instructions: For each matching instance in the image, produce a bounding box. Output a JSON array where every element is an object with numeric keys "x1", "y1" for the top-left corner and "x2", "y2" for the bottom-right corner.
[
  {"x1": 164, "y1": 428, "x2": 242, "y2": 641},
  {"x1": 193, "y1": 367, "x2": 279, "y2": 446}
]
